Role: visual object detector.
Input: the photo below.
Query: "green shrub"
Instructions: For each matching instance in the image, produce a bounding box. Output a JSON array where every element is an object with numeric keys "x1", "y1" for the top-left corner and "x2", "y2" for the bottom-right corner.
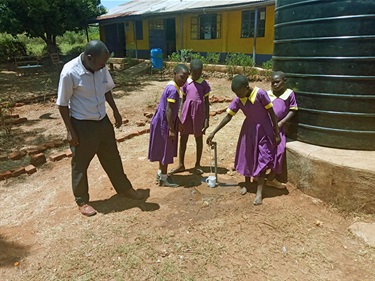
[
  {"x1": 168, "y1": 51, "x2": 181, "y2": 63},
  {"x1": 225, "y1": 53, "x2": 255, "y2": 78},
  {"x1": 262, "y1": 59, "x2": 272, "y2": 70},
  {"x1": 180, "y1": 49, "x2": 193, "y2": 62},
  {"x1": 204, "y1": 52, "x2": 220, "y2": 65},
  {"x1": 261, "y1": 59, "x2": 273, "y2": 81},
  {"x1": 17, "y1": 34, "x2": 47, "y2": 58},
  {"x1": 190, "y1": 53, "x2": 204, "y2": 61},
  {"x1": 0, "y1": 97, "x2": 15, "y2": 138},
  {"x1": 64, "y1": 44, "x2": 84, "y2": 57},
  {"x1": 0, "y1": 26, "x2": 99, "y2": 61},
  {"x1": 0, "y1": 33, "x2": 27, "y2": 62}
]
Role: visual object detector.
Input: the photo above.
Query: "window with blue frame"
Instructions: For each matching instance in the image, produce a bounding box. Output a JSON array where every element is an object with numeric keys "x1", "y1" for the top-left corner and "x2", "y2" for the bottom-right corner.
[
  {"x1": 191, "y1": 14, "x2": 221, "y2": 40},
  {"x1": 241, "y1": 8, "x2": 266, "y2": 38},
  {"x1": 135, "y1": 20, "x2": 143, "y2": 40}
]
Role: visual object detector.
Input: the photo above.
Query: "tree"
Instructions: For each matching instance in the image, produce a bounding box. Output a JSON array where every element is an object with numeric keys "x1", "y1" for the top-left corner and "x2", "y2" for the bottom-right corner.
[{"x1": 0, "y1": 0, "x2": 106, "y2": 53}]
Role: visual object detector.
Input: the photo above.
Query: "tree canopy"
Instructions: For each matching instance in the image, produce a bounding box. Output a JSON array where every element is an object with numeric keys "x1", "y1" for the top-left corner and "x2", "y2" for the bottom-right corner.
[{"x1": 0, "y1": 0, "x2": 106, "y2": 53}]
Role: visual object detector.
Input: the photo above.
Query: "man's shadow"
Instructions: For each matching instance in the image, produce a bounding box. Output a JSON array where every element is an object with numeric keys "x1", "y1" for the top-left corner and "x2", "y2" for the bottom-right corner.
[
  {"x1": 239, "y1": 181, "x2": 289, "y2": 199},
  {"x1": 90, "y1": 189, "x2": 160, "y2": 214}
]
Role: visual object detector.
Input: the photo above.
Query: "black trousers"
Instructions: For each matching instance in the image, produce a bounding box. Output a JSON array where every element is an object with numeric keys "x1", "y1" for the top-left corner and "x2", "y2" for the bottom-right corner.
[{"x1": 71, "y1": 115, "x2": 132, "y2": 206}]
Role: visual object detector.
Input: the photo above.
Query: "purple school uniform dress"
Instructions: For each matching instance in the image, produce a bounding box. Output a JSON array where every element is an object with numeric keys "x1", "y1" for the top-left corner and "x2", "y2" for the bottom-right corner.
[
  {"x1": 148, "y1": 81, "x2": 181, "y2": 165},
  {"x1": 267, "y1": 88, "x2": 298, "y2": 182},
  {"x1": 227, "y1": 87, "x2": 276, "y2": 178},
  {"x1": 180, "y1": 77, "x2": 211, "y2": 137}
]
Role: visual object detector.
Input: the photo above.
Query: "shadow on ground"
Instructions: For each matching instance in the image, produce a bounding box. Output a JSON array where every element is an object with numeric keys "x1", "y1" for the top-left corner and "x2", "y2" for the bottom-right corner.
[
  {"x1": 0, "y1": 234, "x2": 30, "y2": 268},
  {"x1": 90, "y1": 189, "x2": 160, "y2": 214}
]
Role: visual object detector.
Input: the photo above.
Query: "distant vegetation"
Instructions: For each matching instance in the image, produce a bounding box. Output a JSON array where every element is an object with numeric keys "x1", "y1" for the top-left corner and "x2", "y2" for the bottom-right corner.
[
  {"x1": 0, "y1": 26, "x2": 100, "y2": 62},
  {"x1": 168, "y1": 49, "x2": 272, "y2": 79}
]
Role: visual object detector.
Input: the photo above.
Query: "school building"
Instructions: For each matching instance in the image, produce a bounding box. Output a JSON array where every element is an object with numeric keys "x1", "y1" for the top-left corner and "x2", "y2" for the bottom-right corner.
[{"x1": 96, "y1": 0, "x2": 275, "y2": 65}]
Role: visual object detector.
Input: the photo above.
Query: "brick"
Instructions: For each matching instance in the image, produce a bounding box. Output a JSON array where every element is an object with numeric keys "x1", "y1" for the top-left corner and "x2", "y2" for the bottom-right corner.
[
  {"x1": 217, "y1": 97, "x2": 225, "y2": 103},
  {"x1": 143, "y1": 112, "x2": 154, "y2": 118},
  {"x1": 15, "y1": 103, "x2": 25, "y2": 107},
  {"x1": 44, "y1": 142, "x2": 55, "y2": 149},
  {"x1": 25, "y1": 165, "x2": 37, "y2": 175},
  {"x1": 209, "y1": 111, "x2": 217, "y2": 117},
  {"x1": 12, "y1": 167, "x2": 25, "y2": 177},
  {"x1": 36, "y1": 145, "x2": 47, "y2": 152},
  {"x1": 123, "y1": 133, "x2": 137, "y2": 140},
  {"x1": 224, "y1": 98, "x2": 232, "y2": 103},
  {"x1": 3, "y1": 114, "x2": 19, "y2": 119},
  {"x1": 53, "y1": 139, "x2": 65, "y2": 147},
  {"x1": 210, "y1": 96, "x2": 219, "y2": 103},
  {"x1": 136, "y1": 121, "x2": 146, "y2": 127},
  {"x1": 138, "y1": 128, "x2": 150, "y2": 135},
  {"x1": 49, "y1": 152, "x2": 67, "y2": 162},
  {"x1": 0, "y1": 171, "x2": 12, "y2": 180},
  {"x1": 30, "y1": 153, "x2": 46, "y2": 166},
  {"x1": 122, "y1": 118, "x2": 129, "y2": 125},
  {"x1": 65, "y1": 150, "x2": 73, "y2": 157},
  {"x1": 124, "y1": 133, "x2": 134, "y2": 140},
  {"x1": 12, "y1": 117, "x2": 28, "y2": 125},
  {"x1": 116, "y1": 135, "x2": 127, "y2": 142},
  {"x1": 216, "y1": 108, "x2": 227, "y2": 114},
  {"x1": 26, "y1": 148, "x2": 40, "y2": 155},
  {"x1": 8, "y1": 151, "x2": 23, "y2": 160}
]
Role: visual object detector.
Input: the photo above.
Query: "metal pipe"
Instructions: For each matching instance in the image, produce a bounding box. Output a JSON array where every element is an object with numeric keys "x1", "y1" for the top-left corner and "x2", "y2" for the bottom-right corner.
[
  {"x1": 211, "y1": 141, "x2": 218, "y2": 181},
  {"x1": 180, "y1": 14, "x2": 184, "y2": 50},
  {"x1": 253, "y1": 8, "x2": 258, "y2": 64},
  {"x1": 133, "y1": 21, "x2": 138, "y2": 58}
]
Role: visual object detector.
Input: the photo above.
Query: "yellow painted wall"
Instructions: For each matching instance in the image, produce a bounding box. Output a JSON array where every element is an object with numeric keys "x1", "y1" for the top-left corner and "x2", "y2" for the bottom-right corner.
[
  {"x1": 124, "y1": 21, "x2": 149, "y2": 51},
  {"x1": 182, "y1": 5, "x2": 275, "y2": 54},
  {"x1": 112, "y1": 4, "x2": 275, "y2": 56}
]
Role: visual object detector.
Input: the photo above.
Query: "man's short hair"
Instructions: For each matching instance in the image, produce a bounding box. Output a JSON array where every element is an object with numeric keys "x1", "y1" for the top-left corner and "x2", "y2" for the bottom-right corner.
[{"x1": 84, "y1": 40, "x2": 109, "y2": 57}]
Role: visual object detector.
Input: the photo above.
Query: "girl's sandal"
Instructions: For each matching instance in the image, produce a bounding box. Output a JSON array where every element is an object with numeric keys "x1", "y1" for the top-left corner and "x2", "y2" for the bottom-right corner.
[{"x1": 194, "y1": 167, "x2": 204, "y2": 175}]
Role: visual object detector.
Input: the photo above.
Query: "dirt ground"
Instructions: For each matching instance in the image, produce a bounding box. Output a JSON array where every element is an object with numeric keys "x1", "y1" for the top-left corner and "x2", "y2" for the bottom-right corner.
[{"x1": 1, "y1": 66, "x2": 375, "y2": 281}]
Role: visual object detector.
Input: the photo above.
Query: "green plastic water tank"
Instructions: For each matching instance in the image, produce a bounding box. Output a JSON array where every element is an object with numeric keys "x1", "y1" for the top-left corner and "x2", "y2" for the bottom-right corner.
[{"x1": 273, "y1": 0, "x2": 375, "y2": 150}]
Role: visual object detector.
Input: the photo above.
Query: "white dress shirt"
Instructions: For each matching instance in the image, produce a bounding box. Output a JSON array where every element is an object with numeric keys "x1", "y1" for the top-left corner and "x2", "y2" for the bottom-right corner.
[{"x1": 56, "y1": 54, "x2": 115, "y2": 120}]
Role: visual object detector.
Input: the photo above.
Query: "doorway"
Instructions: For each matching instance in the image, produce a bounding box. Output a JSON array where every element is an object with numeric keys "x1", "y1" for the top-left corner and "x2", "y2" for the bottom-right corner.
[
  {"x1": 103, "y1": 23, "x2": 126, "y2": 57},
  {"x1": 149, "y1": 18, "x2": 176, "y2": 57}
]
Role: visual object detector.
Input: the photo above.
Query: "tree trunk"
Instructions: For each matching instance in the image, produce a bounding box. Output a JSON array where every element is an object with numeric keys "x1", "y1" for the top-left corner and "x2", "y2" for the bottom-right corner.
[{"x1": 42, "y1": 33, "x2": 58, "y2": 54}]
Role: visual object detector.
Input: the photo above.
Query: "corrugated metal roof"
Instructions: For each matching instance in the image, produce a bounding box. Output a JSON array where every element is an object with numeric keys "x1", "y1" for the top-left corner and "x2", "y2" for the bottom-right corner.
[{"x1": 97, "y1": 0, "x2": 270, "y2": 20}]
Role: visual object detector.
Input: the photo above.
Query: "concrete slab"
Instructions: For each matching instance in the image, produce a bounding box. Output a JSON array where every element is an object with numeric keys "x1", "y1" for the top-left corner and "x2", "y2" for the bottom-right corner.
[
  {"x1": 123, "y1": 61, "x2": 150, "y2": 76},
  {"x1": 286, "y1": 140, "x2": 375, "y2": 214},
  {"x1": 349, "y1": 222, "x2": 375, "y2": 248}
]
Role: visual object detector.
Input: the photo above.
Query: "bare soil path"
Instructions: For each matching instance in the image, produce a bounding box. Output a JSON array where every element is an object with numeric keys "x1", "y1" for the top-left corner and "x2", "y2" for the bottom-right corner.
[{"x1": 1, "y1": 68, "x2": 374, "y2": 280}]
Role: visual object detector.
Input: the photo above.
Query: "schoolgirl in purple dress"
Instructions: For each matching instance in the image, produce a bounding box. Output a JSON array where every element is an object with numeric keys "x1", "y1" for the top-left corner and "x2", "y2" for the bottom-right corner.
[
  {"x1": 266, "y1": 71, "x2": 298, "y2": 188},
  {"x1": 148, "y1": 64, "x2": 189, "y2": 187},
  {"x1": 171, "y1": 59, "x2": 211, "y2": 175},
  {"x1": 207, "y1": 75, "x2": 280, "y2": 205}
]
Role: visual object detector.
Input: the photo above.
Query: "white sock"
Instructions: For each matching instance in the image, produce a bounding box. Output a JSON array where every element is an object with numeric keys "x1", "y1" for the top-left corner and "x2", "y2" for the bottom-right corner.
[
  {"x1": 157, "y1": 169, "x2": 161, "y2": 176},
  {"x1": 160, "y1": 174, "x2": 168, "y2": 181}
]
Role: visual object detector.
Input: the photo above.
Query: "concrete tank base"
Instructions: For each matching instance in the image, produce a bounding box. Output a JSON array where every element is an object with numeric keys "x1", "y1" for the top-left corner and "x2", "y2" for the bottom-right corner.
[{"x1": 286, "y1": 140, "x2": 375, "y2": 214}]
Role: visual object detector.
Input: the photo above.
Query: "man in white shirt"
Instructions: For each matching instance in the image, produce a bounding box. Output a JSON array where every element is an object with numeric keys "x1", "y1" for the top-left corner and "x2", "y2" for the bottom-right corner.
[{"x1": 57, "y1": 40, "x2": 143, "y2": 216}]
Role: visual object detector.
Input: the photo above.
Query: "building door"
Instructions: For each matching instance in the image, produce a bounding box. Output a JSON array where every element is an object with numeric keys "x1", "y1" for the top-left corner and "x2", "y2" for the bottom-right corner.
[
  {"x1": 165, "y1": 18, "x2": 176, "y2": 56},
  {"x1": 149, "y1": 19, "x2": 166, "y2": 55},
  {"x1": 104, "y1": 23, "x2": 126, "y2": 57}
]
